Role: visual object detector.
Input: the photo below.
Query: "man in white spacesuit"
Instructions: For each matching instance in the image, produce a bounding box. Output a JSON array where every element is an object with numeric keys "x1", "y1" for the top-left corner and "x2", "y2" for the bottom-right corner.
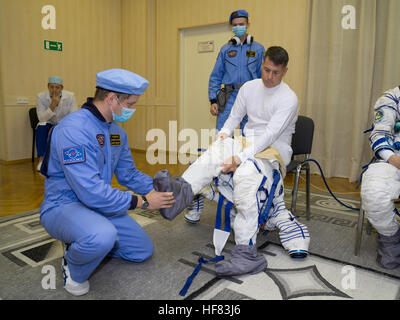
[
  {"x1": 39, "y1": 69, "x2": 175, "y2": 296},
  {"x1": 154, "y1": 47, "x2": 310, "y2": 276},
  {"x1": 361, "y1": 86, "x2": 400, "y2": 269}
]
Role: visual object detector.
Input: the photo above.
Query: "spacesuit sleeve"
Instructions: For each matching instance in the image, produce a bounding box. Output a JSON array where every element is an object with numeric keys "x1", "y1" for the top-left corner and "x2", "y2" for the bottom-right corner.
[
  {"x1": 114, "y1": 135, "x2": 154, "y2": 195},
  {"x1": 369, "y1": 90, "x2": 400, "y2": 159},
  {"x1": 239, "y1": 94, "x2": 298, "y2": 163},
  {"x1": 54, "y1": 126, "x2": 133, "y2": 215},
  {"x1": 208, "y1": 48, "x2": 226, "y2": 102}
]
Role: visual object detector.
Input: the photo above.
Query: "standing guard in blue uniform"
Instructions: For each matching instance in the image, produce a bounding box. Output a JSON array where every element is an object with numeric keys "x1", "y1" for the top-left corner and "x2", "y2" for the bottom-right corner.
[
  {"x1": 39, "y1": 69, "x2": 175, "y2": 296},
  {"x1": 209, "y1": 9, "x2": 265, "y2": 132},
  {"x1": 185, "y1": 10, "x2": 265, "y2": 224}
]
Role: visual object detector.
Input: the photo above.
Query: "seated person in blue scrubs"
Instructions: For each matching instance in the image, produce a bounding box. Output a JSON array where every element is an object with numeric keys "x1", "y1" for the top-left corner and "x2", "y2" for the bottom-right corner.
[{"x1": 39, "y1": 69, "x2": 175, "y2": 296}]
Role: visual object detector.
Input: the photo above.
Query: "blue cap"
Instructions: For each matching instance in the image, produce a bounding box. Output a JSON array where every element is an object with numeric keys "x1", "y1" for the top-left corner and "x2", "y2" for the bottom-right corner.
[
  {"x1": 229, "y1": 10, "x2": 249, "y2": 24},
  {"x1": 96, "y1": 68, "x2": 149, "y2": 95},
  {"x1": 48, "y1": 76, "x2": 63, "y2": 85}
]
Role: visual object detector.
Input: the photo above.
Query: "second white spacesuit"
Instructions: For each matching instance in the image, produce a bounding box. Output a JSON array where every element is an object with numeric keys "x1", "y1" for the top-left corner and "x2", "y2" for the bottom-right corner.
[{"x1": 361, "y1": 86, "x2": 400, "y2": 269}]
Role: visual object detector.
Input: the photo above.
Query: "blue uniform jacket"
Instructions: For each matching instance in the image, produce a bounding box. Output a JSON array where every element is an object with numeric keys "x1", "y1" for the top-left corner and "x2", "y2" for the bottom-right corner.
[
  {"x1": 208, "y1": 39, "x2": 265, "y2": 103},
  {"x1": 40, "y1": 98, "x2": 154, "y2": 217}
]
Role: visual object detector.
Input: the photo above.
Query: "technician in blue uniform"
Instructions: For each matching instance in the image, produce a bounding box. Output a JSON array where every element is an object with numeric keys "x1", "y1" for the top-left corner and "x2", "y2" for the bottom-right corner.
[
  {"x1": 208, "y1": 9, "x2": 265, "y2": 131},
  {"x1": 39, "y1": 69, "x2": 175, "y2": 296}
]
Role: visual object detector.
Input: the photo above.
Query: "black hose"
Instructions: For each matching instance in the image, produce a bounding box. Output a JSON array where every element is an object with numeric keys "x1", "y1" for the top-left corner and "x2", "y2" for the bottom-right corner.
[{"x1": 302, "y1": 159, "x2": 360, "y2": 211}]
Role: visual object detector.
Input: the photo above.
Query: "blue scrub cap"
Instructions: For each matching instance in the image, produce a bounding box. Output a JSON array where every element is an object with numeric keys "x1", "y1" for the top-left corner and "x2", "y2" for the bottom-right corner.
[
  {"x1": 96, "y1": 68, "x2": 149, "y2": 95},
  {"x1": 48, "y1": 76, "x2": 63, "y2": 85},
  {"x1": 229, "y1": 9, "x2": 249, "y2": 24}
]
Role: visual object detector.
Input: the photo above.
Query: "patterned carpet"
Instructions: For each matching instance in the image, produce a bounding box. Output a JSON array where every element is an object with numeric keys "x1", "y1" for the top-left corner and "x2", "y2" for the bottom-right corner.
[{"x1": 1, "y1": 188, "x2": 399, "y2": 300}]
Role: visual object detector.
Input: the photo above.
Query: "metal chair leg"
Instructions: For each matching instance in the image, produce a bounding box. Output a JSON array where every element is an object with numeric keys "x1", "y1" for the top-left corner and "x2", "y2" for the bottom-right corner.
[
  {"x1": 355, "y1": 204, "x2": 364, "y2": 256},
  {"x1": 366, "y1": 219, "x2": 372, "y2": 235},
  {"x1": 290, "y1": 164, "x2": 302, "y2": 215},
  {"x1": 305, "y1": 163, "x2": 311, "y2": 220},
  {"x1": 32, "y1": 130, "x2": 35, "y2": 162}
]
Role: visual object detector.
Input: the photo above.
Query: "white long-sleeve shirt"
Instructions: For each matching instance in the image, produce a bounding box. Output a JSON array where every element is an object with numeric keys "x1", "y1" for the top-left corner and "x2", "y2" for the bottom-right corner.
[
  {"x1": 36, "y1": 90, "x2": 78, "y2": 125},
  {"x1": 220, "y1": 79, "x2": 298, "y2": 166}
]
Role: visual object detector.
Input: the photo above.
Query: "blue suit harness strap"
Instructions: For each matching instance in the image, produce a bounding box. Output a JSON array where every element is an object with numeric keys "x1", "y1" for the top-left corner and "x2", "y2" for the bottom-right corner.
[
  {"x1": 179, "y1": 159, "x2": 282, "y2": 296},
  {"x1": 179, "y1": 190, "x2": 230, "y2": 297},
  {"x1": 248, "y1": 159, "x2": 282, "y2": 228}
]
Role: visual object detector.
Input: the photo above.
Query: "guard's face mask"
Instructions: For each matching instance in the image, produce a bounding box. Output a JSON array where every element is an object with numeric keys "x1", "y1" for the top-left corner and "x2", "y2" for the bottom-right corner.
[
  {"x1": 112, "y1": 96, "x2": 136, "y2": 123},
  {"x1": 232, "y1": 25, "x2": 246, "y2": 38}
]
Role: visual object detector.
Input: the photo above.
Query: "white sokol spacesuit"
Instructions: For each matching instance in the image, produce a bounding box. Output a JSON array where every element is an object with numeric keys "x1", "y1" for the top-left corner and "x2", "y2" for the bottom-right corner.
[
  {"x1": 176, "y1": 78, "x2": 310, "y2": 276},
  {"x1": 361, "y1": 86, "x2": 400, "y2": 269}
]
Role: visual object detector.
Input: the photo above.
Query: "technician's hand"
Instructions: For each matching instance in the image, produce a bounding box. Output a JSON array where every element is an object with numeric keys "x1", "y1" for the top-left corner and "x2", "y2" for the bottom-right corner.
[
  {"x1": 145, "y1": 189, "x2": 175, "y2": 210},
  {"x1": 388, "y1": 155, "x2": 400, "y2": 169},
  {"x1": 210, "y1": 103, "x2": 219, "y2": 116},
  {"x1": 221, "y1": 155, "x2": 241, "y2": 173}
]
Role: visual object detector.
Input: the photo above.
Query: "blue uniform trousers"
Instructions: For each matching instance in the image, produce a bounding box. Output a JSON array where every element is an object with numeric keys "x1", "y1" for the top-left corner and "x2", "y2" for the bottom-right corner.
[
  {"x1": 41, "y1": 202, "x2": 154, "y2": 283},
  {"x1": 216, "y1": 90, "x2": 248, "y2": 132}
]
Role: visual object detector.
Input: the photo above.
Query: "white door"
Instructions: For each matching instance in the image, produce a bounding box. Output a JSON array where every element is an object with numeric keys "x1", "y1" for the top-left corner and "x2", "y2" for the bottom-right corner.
[{"x1": 179, "y1": 23, "x2": 231, "y2": 155}]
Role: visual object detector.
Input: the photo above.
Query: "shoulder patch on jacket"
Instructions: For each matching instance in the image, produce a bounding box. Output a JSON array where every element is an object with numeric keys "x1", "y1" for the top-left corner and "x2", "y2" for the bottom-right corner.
[
  {"x1": 227, "y1": 50, "x2": 237, "y2": 58},
  {"x1": 62, "y1": 146, "x2": 86, "y2": 164}
]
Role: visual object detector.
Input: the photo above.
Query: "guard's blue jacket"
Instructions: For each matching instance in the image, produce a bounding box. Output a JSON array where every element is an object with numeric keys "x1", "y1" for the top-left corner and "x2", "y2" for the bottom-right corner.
[
  {"x1": 40, "y1": 98, "x2": 154, "y2": 217},
  {"x1": 208, "y1": 39, "x2": 265, "y2": 103},
  {"x1": 208, "y1": 38, "x2": 265, "y2": 130}
]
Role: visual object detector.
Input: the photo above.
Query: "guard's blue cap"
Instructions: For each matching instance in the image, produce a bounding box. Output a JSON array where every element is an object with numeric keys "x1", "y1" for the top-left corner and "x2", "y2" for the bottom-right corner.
[
  {"x1": 229, "y1": 9, "x2": 249, "y2": 24},
  {"x1": 96, "y1": 68, "x2": 149, "y2": 95},
  {"x1": 48, "y1": 76, "x2": 63, "y2": 85}
]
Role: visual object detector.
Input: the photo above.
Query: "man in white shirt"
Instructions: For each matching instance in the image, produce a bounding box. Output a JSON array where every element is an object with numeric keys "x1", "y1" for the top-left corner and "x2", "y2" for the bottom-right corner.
[
  {"x1": 154, "y1": 47, "x2": 310, "y2": 276},
  {"x1": 35, "y1": 76, "x2": 77, "y2": 171}
]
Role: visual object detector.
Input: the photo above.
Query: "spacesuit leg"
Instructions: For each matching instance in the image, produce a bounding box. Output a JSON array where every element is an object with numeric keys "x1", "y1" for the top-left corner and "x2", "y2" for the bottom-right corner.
[
  {"x1": 361, "y1": 163, "x2": 400, "y2": 236},
  {"x1": 361, "y1": 162, "x2": 400, "y2": 268},
  {"x1": 215, "y1": 160, "x2": 267, "y2": 276},
  {"x1": 184, "y1": 184, "x2": 220, "y2": 223},
  {"x1": 154, "y1": 137, "x2": 242, "y2": 220},
  {"x1": 265, "y1": 198, "x2": 310, "y2": 258},
  {"x1": 40, "y1": 202, "x2": 118, "y2": 283}
]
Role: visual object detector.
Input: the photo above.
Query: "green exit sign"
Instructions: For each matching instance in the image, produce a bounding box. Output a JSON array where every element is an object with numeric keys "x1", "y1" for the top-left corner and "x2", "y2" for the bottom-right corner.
[{"x1": 44, "y1": 40, "x2": 63, "y2": 52}]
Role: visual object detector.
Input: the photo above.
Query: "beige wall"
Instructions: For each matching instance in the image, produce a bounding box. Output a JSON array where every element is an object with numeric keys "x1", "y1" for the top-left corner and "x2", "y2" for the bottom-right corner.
[
  {"x1": 0, "y1": 0, "x2": 122, "y2": 161},
  {"x1": 0, "y1": 0, "x2": 309, "y2": 161},
  {"x1": 122, "y1": 0, "x2": 309, "y2": 151}
]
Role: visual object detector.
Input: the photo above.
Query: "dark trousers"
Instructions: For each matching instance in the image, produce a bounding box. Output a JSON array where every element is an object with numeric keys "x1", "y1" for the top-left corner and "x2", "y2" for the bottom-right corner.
[{"x1": 35, "y1": 123, "x2": 53, "y2": 157}]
